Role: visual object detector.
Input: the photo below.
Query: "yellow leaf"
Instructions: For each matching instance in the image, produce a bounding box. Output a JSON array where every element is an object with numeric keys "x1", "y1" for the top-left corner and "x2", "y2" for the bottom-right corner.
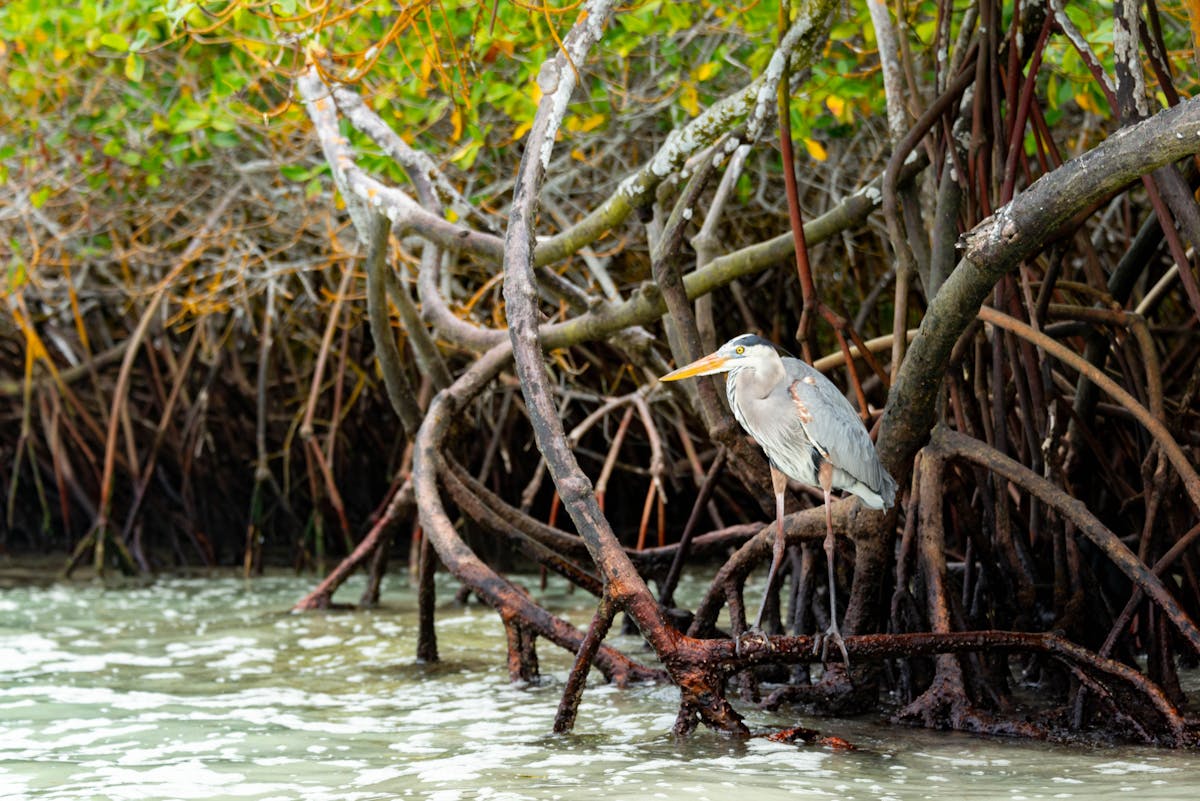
[
  {"x1": 825, "y1": 95, "x2": 847, "y2": 121},
  {"x1": 694, "y1": 61, "x2": 719, "y2": 81},
  {"x1": 450, "y1": 106, "x2": 463, "y2": 142},
  {"x1": 450, "y1": 140, "x2": 482, "y2": 168},
  {"x1": 1075, "y1": 91, "x2": 1098, "y2": 114},
  {"x1": 124, "y1": 52, "x2": 144, "y2": 83},
  {"x1": 510, "y1": 119, "x2": 532, "y2": 142},
  {"x1": 579, "y1": 113, "x2": 605, "y2": 132},
  {"x1": 571, "y1": 148, "x2": 586, "y2": 161},
  {"x1": 680, "y1": 82, "x2": 699, "y2": 117},
  {"x1": 1185, "y1": 0, "x2": 1200, "y2": 59},
  {"x1": 803, "y1": 137, "x2": 828, "y2": 162}
]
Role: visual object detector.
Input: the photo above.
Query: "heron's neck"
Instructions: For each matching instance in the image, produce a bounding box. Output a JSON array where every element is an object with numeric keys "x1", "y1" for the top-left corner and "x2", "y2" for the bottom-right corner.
[{"x1": 729, "y1": 355, "x2": 784, "y2": 400}]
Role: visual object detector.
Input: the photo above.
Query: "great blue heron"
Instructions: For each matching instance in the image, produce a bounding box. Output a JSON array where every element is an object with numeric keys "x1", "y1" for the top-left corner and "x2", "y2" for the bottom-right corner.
[{"x1": 660, "y1": 333, "x2": 897, "y2": 661}]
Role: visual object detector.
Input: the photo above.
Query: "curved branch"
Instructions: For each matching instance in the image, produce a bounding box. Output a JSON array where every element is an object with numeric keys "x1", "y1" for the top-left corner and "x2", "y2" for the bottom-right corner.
[
  {"x1": 977, "y1": 305, "x2": 1199, "y2": 508},
  {"x1": 302, "y1": 5, "x2": 837, "y2": 274},
  {"x1": 327, "y1": 80, "x2": 497, "y2": 231},
  {"x1": 364, "y1": 213, "x2": 422, "y2": 435},
  {"x1": 441, "y1": 464, "x2": 604, "y2": 597},
  {"x1": 533, "y1": 161, "x2": 923, "y2": 352},
  {"x1": 291, "y1": 479, "x2": 413, "y2": 611},
  {"x1": 410, "y1": 342, "x2": 662, "y2": 684},
  {"x1": 688, "y1": 503, "x2": 840, "y2": 636},
  {"x1": 812, "y1": 329, "x2": 917, "y2": 372},
  {"x1": 312, "y1": 92, "x2": 920, "y2": 357},
  {"x1": 879, "y1": 94, "x2": 1200, "y2": 481},
  {"x1": 532, "y1": 0, "x2": 837, "y2": 267},
  {"x1": 930, "y1": 426, "x2": 1200, "y2": 656},
  {"x1": 1045, "y1": 304, "x2": 1163, "y2": 421},
  {"x1": 500, "y1": 0, "x2": 676, "y2": 638},
  {"x1": 738, "y1": 628, "x2": 1186, "y2": 743}
]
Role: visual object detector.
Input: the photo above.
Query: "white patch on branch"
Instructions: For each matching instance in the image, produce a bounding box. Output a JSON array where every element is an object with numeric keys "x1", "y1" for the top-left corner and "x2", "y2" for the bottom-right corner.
[
  {"x1": 327, "y1": 82, "x2": 493, "y2": 230},
  {"x1": 868, "y1": 0, "x2": 907, "y2": 144},
  {"x1": 531, "y1": 0, "x2": 616, "y2": 173},
  {"x1": 629, "y1": 1, "x2": 831, "y2": 201},
  {"x1": 297, "y1": 66, "x2": 419, "y2": 243},
  {"x1": 1113, "y1": 0, "x2": 1150, "y2": 118}
]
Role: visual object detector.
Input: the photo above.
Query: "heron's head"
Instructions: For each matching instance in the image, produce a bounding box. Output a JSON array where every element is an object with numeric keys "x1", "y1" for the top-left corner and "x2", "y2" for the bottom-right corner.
[{"x1": 659, "y1": 334, "x2": 782, "y2": 381}]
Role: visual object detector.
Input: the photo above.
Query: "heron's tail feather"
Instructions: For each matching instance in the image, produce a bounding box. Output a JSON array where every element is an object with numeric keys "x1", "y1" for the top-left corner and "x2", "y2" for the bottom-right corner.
[{"x1": 844, "y1": 469, "x2": 898, "y2": 510}]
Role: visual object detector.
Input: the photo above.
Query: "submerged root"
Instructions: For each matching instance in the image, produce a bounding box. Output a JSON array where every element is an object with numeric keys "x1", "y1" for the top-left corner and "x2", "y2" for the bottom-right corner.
[{"x1": 892, "y1": 654, "x2": 1046, "y2": 738}]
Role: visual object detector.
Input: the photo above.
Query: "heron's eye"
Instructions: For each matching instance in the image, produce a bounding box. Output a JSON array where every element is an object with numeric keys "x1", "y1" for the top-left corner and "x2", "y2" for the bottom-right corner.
[{"x1": 735, "y1": 346, "x2": 744, "y2": 355}]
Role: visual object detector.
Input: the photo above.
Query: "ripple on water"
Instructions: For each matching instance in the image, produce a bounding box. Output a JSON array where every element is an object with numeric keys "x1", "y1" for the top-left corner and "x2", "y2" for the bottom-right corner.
[{"x1": 2, "y1": 574, "x2": 1200, "y2": 801}]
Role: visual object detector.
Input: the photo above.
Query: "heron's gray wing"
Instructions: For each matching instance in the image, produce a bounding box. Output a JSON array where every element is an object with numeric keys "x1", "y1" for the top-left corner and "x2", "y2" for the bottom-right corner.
[{"x1": 781, "y1": 358, "x2": 893, "y2": 498}]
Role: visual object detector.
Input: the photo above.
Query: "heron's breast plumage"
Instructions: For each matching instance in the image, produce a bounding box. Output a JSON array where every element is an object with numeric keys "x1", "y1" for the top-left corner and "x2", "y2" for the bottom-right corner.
[
  {"x1": 727, "y1": 365, "x2": 822, "y2": 487},
  {"x1": 726, "y1": 360, "x2": 897, "y2": 510}
]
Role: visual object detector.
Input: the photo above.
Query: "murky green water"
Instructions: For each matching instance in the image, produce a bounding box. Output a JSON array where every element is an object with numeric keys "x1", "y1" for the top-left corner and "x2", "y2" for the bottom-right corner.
[{"x1": 1, "y1": 572, "x2": 1197, "y2": 800}]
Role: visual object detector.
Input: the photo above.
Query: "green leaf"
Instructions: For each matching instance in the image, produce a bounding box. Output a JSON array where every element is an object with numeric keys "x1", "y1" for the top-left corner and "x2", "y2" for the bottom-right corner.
[
  {"x1": 99, "y1": 32, "x2": 130, "y2": 51},
  {"x1": 450, "y1": 139, "x2": 483, "y2": 169},
  {"x1": 280, "y1": 164, "x2": 313, "y2": 181},
  {"x1": 30, "y1": 186, "x2": 51, "y2": 208},
  {"x1": 130, "y1": 28, "x2": 153, "y2": 51},
  {"x1": 165, "y1": 0, "x2": 197, "y2": 30},
  {"x1": 170, "y1": 113, "x2": 208, "y2": 134},
  {"x1": 8, "y1": 255, "x2": 29, "y2": 293}
]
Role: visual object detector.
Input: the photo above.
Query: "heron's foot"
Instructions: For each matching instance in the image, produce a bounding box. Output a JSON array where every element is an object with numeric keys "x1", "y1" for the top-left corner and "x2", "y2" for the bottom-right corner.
[
  {"x1": 735, "y1": 627, "x2": 770, "y2": 658},
  {"x1": 812, "y1": 623, "x2": 850, "y2": 666}
]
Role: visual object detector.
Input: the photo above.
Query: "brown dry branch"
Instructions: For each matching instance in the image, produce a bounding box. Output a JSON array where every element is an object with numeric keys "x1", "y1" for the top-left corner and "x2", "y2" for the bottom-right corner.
[
  {"x1": 500, "y1": 0, "x2": 751, "y2": 734},
  {"x1": 292, "y1": 479, "x2": 414, "y2": 611},
  {"x1": 976, "y1": 306, "x2": 1199, "y2": 508},
  {"x1": 864, "y1": 96, "x2": 1200, "y2": 638},
  {"x1": 68, "y1": 181, "x2": 246, "y2": 576},
  {"x1": 412, "y1": 340, "x2": 664, "y2": 686},
  {"x1": 930, "y1": 426, "x2": 1200, "y2": 653}
]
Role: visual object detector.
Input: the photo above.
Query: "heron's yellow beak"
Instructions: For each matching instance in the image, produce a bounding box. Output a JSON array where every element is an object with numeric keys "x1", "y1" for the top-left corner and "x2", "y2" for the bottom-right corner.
[{"x1": 659, "y1": 353, "x2": 730, "y2": 382}]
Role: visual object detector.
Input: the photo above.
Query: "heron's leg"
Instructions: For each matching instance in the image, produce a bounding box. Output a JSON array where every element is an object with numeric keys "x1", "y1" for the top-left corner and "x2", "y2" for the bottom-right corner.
[
  {"x1": 817, "y1": 461, "x2": 850, "y2": 665},
  {"x1": 752, "y1": 465, "x2": 789, "y2": 631}
]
